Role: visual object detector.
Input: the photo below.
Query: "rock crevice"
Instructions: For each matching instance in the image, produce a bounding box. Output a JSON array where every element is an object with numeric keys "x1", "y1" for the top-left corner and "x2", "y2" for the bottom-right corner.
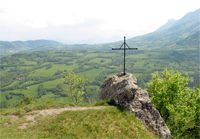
[{"x1": 100, "y1": 72, "x2": 171, "y2": 139}]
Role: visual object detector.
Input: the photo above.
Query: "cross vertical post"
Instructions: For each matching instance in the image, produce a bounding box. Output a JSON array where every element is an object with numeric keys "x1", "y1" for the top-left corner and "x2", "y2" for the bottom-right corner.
[
  {"x1": 124, "y1": 36, "x2": 126, "y2": 75},
  {"x1": 112, "y1": 36, "x2": 138, "y2": 75}
]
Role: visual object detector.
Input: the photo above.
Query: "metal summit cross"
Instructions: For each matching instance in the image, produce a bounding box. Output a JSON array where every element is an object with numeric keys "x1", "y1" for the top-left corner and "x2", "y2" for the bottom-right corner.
[{"x1": 112, "y1": 36, "x2": 138, "y2": 75}]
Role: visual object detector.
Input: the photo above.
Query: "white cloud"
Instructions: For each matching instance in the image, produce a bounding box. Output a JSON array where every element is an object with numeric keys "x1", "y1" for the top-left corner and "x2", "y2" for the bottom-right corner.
[{"x1": 0, "y1": 0, "x2": 199, "y2": 43}]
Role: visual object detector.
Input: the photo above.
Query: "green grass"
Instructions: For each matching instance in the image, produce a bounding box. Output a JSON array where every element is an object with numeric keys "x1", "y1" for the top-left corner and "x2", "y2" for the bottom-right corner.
[
  {"x1": 127, "y1": 53, "x2": 148, "y2": 59},
  {"x1": 134, "y1": 61, "x2": 145, "y2": 68},
  {"x1": 29, "y1": 64, "x2": 68, "y2": 76},
  {"x1": 18, "y1": 66, "x2": 32, "y2": 69},
  {"x1": 77, "y1": 67, "x2": 107, "y2": 82},
  {"x1": 130, "y1": 73, "x2": 142, "y2": 78},
  {"x1": 65, "y1": 64, "x2": 79, "y2": 72},
  {"x1": 29, "y1": 67, "x2": 55, "y2": 76},
  {"x1": 1, "y1": 62, "x2": 8, "y2": 65},
  {"x1": 28, "y1": 63, "x2": 74, "y2": 76},
  {"x1": 42, "y1": 78, "x2": 64, "y2": 88},
  {"x1": 0, "y1": 101, "x2": 158, "y2": 138},
  {"x1": 18, "y1": 58, "x2": 37, "y2": 65},
  {"x1": 83, "y1": 53, "x2": 99, "y2": 58},
  {"x1": 18, "y1": 81, "x2": 36, "y2": 87},
  {"x1": 18, "y1": 58, "x2": 27, "y2": 63},
  {"x1": 1, "y1": 93, "x2": 21, "y2": 107},
  {"x1": 76, "y1": 53, "x2": 85, "y2": 56},
  {"x1": 50, "y1": 64, "x2": 72, "y2": 71},
  {"x1": 39, "y1": 95, "x2": 69, "y2": 104},
  {"x1": 89, "y1": 58, "x2": 112, "y2": 64},
  {"x1": 13, "y1": 84, "x2": 39, "y2": 96},
  {"x1": 89, "y1": 58, "x2": 103, "y2": 63},
  {"x1": 145, "y1": 63, "x2": 154, "y2": 68},
  {"x1": 1, "y1": 67, "x2": 13, "y2": 75},
  {"x1": 101, "y1": 53, "x2": 116, "y2": 57},
  {"x1": 36, "y1": 93, "x2": 69, "y2": 104},
  {"x1": 107, "y1": 73, "x2": 119, "y2": 77},
  {"x1": 4, "y1": 80, "x2": 19, "y2": 88}
]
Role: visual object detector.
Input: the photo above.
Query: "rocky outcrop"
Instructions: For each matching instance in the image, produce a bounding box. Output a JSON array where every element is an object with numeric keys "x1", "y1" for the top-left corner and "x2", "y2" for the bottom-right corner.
[{"x1": 100, "y1": 72, "x2": 171, "y2": 139}]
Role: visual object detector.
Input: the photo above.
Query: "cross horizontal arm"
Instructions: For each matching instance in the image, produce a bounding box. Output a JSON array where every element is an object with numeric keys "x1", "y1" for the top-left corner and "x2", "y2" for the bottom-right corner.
[{"x1": 112, "y1": 48, "x2": 138, "y2": 50}]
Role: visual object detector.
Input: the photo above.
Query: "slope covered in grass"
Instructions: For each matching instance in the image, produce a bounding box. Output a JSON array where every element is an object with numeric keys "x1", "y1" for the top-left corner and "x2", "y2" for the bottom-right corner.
[{"x1": 0, "y1": 101, "x2": 158, "y2": 138}]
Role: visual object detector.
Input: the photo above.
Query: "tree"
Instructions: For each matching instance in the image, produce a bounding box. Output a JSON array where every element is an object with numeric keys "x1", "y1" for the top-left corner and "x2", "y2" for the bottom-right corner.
[
  {"x1": 148, "y1": 69, "x2": 200, "y2": 138},
  {"x1": 37, "y1": 84, "x2": 44, "y2": 92},
  {"x1": 57, "y1": 83, "x2": 63, "y2": 90},
  {"x1": 65, "y1": 71, "x2": 87, "y2": 105},
  {"x1": 54, "y1": 70, "x2": 63, "y2": 76},
  {"x1": 195, "y1": 81, "x2": 200, "y2": 89}
]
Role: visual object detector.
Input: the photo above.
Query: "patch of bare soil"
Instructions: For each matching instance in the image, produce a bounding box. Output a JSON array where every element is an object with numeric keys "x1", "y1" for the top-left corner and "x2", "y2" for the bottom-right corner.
[
  {"x1": 8, "y1": 115, "x2": 19, "y2": 121},
  {"x1": 8, "y1": 106, "x2": 109, "y2": 129}
]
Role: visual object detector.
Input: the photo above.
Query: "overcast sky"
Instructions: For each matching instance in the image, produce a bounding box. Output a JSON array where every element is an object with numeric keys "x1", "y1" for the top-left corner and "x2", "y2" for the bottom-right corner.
[{"x1": 0, "y1": 0, "x2": 199, "y2": 44}]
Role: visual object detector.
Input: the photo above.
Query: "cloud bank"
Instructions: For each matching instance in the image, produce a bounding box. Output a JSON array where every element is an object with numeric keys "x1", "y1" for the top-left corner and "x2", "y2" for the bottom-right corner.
[{"x1": 0, "y1": 0, "x2": 199, "y2": 44}]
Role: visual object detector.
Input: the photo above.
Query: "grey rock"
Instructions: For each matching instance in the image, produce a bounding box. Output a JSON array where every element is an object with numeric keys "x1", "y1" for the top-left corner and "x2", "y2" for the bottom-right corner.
[{"x1": 100, "y1": 72, "x2": 171, "y2": 139}]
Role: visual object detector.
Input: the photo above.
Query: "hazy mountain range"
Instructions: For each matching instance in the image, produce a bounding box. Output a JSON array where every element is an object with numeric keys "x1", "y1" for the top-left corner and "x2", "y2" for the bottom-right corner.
[
  {"x1": 123, "y1": 8, "x2": 200, "y2": 50},
  {"x1": 0, "y1": 8, "x2": 199, "y2": 57}
]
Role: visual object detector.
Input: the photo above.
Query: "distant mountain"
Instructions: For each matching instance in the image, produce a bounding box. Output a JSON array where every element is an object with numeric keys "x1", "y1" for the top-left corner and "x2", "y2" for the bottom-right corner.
[
  {"x1": 0, "y1": 40, "x2": 61, "y2": 49},
  {"x1": 0, "y1": 40, "x2": 62, "y2": 57},
  {"x1": 155, "y1": 19, "x2": 177, "y2": 32},
  {"x1": 108, "y1": 8, "x2": 200, "y2": 50},
  {"x1": 176, "y1": 30, "x2": 199, "y2": 48}
]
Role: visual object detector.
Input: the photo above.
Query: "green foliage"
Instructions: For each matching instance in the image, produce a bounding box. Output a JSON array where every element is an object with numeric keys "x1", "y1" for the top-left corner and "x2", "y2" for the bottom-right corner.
[
  {"x1": 195, "y1": 81, "x2": 200, "y2": 89},
  {"x1": 148, "y1": 69, "x2": 200, "y2": 138},
  {"x1": 94, "y1": 100, "x2": 109, "y2": 106},
  {"x1": 107, "y1": 99, "x2": 116, "y2": 106},
  {"x1": 54, "y1": 70, "x2": 63, "y2": 76},
  {"x1": 94, "y1": 99, "x2": 127, "y2": 112},
  {"x1": 93, "y1": 99, "x2": 116, "y2": 106},
  {"x1": 65, "y1": 71, "x2": 88, "y2": 105},
  {"x1": 15, "y1": 96, "x2": 34, "y2": 107}
]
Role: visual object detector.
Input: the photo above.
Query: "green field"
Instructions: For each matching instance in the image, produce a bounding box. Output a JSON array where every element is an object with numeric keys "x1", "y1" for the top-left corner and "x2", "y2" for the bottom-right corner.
[{"x1": 78, "y1": 67, "x2": 107, "y2": 82}]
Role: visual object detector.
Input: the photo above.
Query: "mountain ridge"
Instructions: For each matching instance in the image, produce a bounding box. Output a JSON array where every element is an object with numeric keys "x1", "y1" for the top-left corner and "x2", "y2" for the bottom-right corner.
[
  {"x1": 0, "y1": 40, "x2": 62, "y2": 57},
  {"x1": 1, "y1": 39, "x2": 61, "y2": 49},
  {"x1": 125, "y1": 8, "x2": 200, "y2": 50},
  {"x1": 155, "y1": 19, "x2": 177, "y2": 32}
]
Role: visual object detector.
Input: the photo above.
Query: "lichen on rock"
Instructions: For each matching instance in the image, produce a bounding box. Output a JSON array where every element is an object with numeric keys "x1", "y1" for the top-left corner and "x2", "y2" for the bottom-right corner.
[{"x1": 100, "y1": 72, "x2": 171, "y2": 139}]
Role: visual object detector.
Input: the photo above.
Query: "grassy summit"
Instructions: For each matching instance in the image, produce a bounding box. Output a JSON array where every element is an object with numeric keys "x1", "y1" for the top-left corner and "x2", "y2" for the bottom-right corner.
[{"x1": 0, "y1": 100, "x2": 158, "y2": 138}]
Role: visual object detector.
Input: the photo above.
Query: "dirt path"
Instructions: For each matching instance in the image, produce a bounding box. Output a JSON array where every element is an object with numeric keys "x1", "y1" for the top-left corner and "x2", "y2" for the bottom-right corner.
[
  {"x1": 7, "y1": 106, "x2": 109, "y2": 129},
  {"x1": 25, "y1": 106, "x2": 108, "y2": 122}
]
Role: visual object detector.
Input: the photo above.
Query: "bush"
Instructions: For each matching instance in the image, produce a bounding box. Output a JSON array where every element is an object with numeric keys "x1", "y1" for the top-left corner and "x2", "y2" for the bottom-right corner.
[
  {"x1": 16, "y1": 96, "x2": 34, "y2": 107},
  {"x1": 148, "y1": 69, "x2": 200, "y2": 138},
  {"x1": 94, "y1": 100, "x2": 109, "y2": 106},
  {"x1": 65, "y1": 72, "x2": 88, "y2": 105}
]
